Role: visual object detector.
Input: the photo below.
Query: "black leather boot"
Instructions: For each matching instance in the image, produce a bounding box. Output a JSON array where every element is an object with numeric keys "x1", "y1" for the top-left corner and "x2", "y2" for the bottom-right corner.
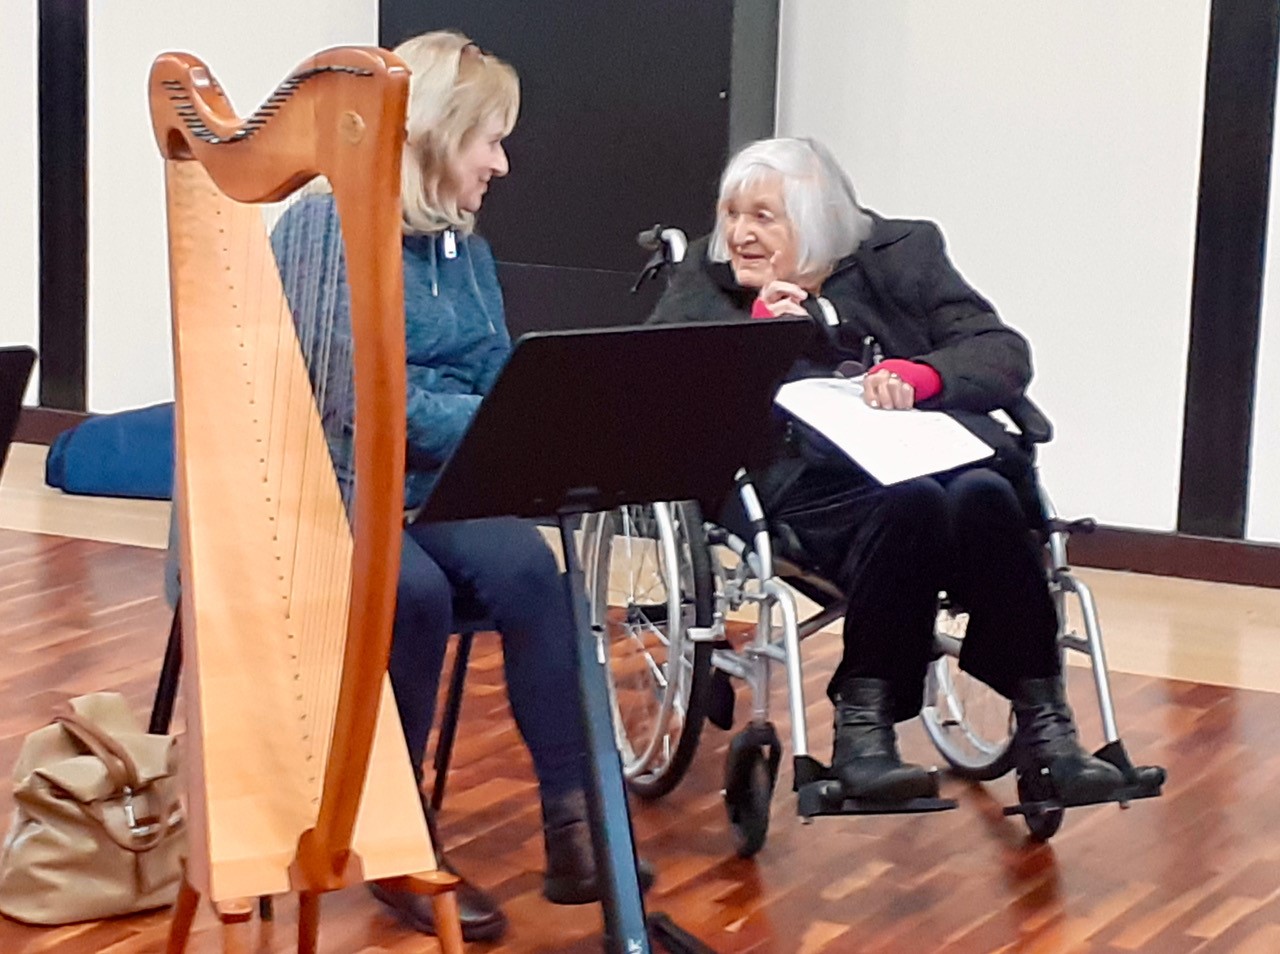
[
  {"x1": 831, "y1": 677, "x2": 938, "y2": 802},
  {"x1": 542, "y1": 789, "x2": 656, "y2": 905},
  {"x1": 1012, "y1": 677, "x2": 1125, "y2": 806},
  {"x1": 368, "y1": 799, "x2": 508, "y2": 942}
]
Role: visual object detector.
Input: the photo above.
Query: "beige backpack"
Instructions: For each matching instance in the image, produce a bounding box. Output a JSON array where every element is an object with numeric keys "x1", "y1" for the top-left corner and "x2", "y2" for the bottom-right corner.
[{"x1": 0, "y1": 692, "x2": 185, "y2": 924}]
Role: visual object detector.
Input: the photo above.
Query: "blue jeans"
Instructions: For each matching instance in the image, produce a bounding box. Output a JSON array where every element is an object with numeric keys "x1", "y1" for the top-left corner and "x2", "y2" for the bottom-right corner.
[{"x1": 389, "y1": 517, "x2": 587, "y2": 799}]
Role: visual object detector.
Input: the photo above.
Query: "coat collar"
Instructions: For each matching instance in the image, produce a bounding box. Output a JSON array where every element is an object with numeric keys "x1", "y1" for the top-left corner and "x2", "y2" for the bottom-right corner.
[{"x1": 861, "y1": 210, "x2": 913, "y2": 251}]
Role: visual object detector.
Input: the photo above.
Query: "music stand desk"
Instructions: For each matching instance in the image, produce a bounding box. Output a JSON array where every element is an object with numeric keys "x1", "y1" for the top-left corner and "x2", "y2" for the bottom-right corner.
[{"x1": 0, "y1": 346, "x2": 37, "y2": 480}]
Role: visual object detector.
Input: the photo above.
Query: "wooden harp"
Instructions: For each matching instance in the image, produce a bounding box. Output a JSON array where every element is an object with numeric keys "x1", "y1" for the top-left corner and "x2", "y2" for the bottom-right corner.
[{"x1": 149, "y1": 48, "x2": 461, "y2": 951}]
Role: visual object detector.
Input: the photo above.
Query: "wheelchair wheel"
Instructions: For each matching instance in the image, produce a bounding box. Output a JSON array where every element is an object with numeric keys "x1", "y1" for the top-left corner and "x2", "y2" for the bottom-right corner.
[
  {"x1": 726, "y1": 748, "x2": 773, "y2": 859},
  {"x1": 1017, "y1": 774, "x2": 1065, "y2": 842},
  {"x1": 724, "y1": 725, "x2": 780, "y2": 859},
  {"x1": 582, "y1": 501, "x2": 715, "y2": 799},
  {"x1": 919, "y1": 605, "x2": 1016, "y2": 781}
]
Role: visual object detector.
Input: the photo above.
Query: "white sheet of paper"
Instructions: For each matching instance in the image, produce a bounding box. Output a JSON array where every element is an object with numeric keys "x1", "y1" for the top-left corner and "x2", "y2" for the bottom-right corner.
[{"x1": 775, "y1": 376, "x2": 994, "y2": 485}]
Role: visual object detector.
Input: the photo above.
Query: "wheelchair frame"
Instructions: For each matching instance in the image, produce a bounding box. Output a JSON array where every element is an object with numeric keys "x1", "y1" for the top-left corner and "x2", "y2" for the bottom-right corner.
[
  {"x1": 581, "y1": 455, "x2": 1163, "y2": 853},
  {"x1": 581, "y1": 225, "x2": 1163, "y2": 855}
]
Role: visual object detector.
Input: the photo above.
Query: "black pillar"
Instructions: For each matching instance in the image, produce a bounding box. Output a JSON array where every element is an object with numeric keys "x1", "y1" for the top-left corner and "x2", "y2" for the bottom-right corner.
[
  {"x1": 380, "y1": 0, "x2": 779, "y2": 338},
  {"x1": 1177, "y1": 0, "x2": 1280, "y2": 538},
  {"x1": 37, "y1": 0, "x2": 89, "y2": 411}
]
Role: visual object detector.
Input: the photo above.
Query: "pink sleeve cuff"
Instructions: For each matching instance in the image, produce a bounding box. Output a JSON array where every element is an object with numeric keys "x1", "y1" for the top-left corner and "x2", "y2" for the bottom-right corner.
[{"x1": 869, "y1": 358, "x2": 943, "y2": 402}]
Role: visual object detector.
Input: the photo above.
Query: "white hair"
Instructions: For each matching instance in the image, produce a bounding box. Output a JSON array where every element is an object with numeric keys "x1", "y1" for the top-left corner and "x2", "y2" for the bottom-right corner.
[{"x1": 709, "y1": 137, "x2": 873, "y2": 276}]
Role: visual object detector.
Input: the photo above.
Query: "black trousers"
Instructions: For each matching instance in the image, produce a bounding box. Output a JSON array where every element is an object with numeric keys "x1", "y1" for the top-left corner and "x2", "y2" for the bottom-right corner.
[{"x1": 759, "y1": 461, "x2": 1061, "y2": 723}]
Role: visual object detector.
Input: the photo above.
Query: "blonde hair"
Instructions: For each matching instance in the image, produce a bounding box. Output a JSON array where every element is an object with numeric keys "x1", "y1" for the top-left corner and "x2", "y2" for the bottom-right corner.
[
  {"x1": 394, "y1": 30, "x2": 519, "y2": 235},
  {"x1": 710, "y1": 138, "x2": 873, "y2": 277}
]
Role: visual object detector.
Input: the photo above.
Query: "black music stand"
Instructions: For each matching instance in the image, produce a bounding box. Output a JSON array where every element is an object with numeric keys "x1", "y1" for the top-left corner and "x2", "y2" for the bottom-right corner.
[
  {"x1": 416, "y1": 319, "x2": 811, "y2": 954},
  {"x1": 0, "y1": 346, "x2": 37, "y2": 480}
]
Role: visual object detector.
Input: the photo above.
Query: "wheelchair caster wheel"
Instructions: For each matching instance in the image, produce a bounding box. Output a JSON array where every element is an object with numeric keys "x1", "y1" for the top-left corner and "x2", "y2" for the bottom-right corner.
[
  {"x1": 726, "y1": 748, "x2": 773, "y2": 857},
  {"x1": 724, "y1": 725, "x2": 781, "y2": 858},
  {"x1": 1022, "y1": 804, "x2": 1064, "y2": 841},
  {"x1": 1016, "y1": 775, "x2": 1064, "y2": 842}
]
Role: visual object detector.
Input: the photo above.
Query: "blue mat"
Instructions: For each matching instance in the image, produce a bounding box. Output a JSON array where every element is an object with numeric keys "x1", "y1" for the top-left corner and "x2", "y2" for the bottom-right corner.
[{"x1": 45, "y1": 403, "x2": 174, "y2": 500}]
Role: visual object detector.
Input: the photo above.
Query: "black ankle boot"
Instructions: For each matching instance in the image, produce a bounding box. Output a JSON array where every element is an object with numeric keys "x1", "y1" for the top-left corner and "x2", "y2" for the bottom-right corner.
[
  {"x1": 1012, "y1": 677, "x2": 1125, "y2": 806},
  {"x1": 831, "y1": 677, "x2": 938, "y2": 802},
  {"x1": 542, "y1": 789, "x2": 656, "y2": 905},
  {"x1": 368, "y1": 799, "x2": 507, "y2": 942}
]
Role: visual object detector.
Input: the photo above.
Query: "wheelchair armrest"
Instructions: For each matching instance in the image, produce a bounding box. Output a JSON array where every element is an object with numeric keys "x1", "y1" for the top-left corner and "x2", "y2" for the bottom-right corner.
[{"x1": 1003, "y1": 395, "x2": 1053, "y2": 446}]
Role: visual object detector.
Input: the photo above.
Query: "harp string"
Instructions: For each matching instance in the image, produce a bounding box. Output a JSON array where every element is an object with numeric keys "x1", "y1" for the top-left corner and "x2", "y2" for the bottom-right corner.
[
  {"x1": 255, "y1": 190, "x2": 317, "y2": 793},
  {"x1": 281, "y1": 187, "x2": 317, "y2": 787},
  {"x1": 312, "y1": 188, "x2": 353, "y2": 781},
  {"x1": 266, "y1": 184, "x2": 360, "y2": 788},
  {"x1": 310, "y1": 191, "x2": 349, "y2": 692}
]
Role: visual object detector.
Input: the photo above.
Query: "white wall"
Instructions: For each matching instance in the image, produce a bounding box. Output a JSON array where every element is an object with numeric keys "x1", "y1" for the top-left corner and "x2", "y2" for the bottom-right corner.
[
  {"x1": 1, "y1": 0, "x2": 39, "y2": 402},
  {"x1": 778, "y1": 1, "x2": 1211, "y2": 532},
  {"x1": 1247, "y1": 66, "x2": 1280, "y2": 545},
  {"x1": 86, "y1": 0, "x2": 377, "y2": 412}
]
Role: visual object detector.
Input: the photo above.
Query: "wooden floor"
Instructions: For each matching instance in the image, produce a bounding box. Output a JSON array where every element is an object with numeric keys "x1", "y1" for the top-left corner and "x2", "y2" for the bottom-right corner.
[{"x1": 3, "y1": 525, "x2": 1280, "y2": 953}]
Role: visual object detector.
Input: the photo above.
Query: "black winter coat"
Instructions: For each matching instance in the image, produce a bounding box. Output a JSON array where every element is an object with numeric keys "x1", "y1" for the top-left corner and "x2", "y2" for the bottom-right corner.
[
  {"x1": 648, "y1": 214, "x2": 1045, "y2": 524},
  {"x1": 648, "y1": 214, "x2": 1033, "y2": 415}
]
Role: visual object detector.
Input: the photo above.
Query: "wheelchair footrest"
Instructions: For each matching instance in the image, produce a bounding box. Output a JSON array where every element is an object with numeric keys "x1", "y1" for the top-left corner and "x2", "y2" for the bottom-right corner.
[
  {"x1": 1003, "y1": 780, "x2": 1162, "y2": 818},
  {"x1": 798, "y1": 782, "x2": 958, "y2": 819},
  {"x1": 1004, "y1": 739, "x2": 1166, "y2": 816},
  {"x1": 792, "y1": 756, "x2": 957, "y2": 819}
]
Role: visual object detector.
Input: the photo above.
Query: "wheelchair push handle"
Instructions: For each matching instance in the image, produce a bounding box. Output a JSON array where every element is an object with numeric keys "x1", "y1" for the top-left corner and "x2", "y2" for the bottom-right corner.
[
  {"x1": 631, "y1": 225, "x2": 689, "y2": 293},
  {"x1": 636, "y1": 224, "x2": 664, "y2": 250},
  {"x1": 636, "y1": 224, "x2": 688, "y2": 263}
]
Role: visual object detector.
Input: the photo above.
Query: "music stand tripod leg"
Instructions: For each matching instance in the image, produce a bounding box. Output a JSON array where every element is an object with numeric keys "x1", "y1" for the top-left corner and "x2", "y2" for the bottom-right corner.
[{"x1": 557, "y1": 515, "x2": 718, "y2": 954}]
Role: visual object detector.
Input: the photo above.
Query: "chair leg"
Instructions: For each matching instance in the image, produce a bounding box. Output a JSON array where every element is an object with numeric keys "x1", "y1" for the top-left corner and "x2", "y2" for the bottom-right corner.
[
  {"x1": 165, "y1": 870, "x2": 200, "y2": 954},
  {"x1": 298, "y1": 891, "x2": 320, "y2": 954},
  {"x1": 430, "y1": 629, "x2": 475, "y2": 812},
  {"x1": 149, "y1": 601, "x2": 183, "y2": 734}
]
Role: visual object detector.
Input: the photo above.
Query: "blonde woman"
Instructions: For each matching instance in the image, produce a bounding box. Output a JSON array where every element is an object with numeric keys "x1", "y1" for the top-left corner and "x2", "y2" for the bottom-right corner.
[{"x1": 272, "y1": 31, "x2": 651, "y2": 942}]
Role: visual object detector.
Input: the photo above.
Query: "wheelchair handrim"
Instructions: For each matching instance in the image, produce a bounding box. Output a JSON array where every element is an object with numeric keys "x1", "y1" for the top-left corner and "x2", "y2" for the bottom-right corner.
[{"x1": 583, "y1": 504, "x2": 692, "y2": 779}]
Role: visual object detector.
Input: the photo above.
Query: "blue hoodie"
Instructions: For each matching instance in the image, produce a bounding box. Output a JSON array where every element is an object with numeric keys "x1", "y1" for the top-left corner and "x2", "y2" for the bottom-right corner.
[{"x1": 271, "y1": 194, "x2": 511, "y2": 509}]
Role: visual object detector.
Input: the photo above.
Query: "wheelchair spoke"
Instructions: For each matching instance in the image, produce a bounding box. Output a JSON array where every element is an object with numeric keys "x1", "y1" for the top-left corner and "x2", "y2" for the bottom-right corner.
[
  {"x1": 624, "y1": 606, "x2": 672, "y2": 647},
  {"x1": 633, "y1": 637, "x2": 669, "y2": 689}
]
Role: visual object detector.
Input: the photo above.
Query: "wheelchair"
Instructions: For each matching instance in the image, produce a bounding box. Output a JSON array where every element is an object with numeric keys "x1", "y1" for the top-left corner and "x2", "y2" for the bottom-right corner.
[{"x1": 580, "y1": 229, "x2": 1165, "y2": 857}]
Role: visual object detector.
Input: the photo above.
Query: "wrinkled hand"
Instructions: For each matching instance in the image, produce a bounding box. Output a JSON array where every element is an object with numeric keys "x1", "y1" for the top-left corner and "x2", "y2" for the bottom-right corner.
[
  {"x1": 757, "y1": 279, "x2": 809, "y2": 317},
  {"x1": 863, "y1": 369, "x2": 915, "y2": 410}
]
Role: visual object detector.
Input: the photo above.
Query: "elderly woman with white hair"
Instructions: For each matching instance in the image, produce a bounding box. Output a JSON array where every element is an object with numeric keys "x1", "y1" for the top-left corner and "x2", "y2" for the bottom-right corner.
[{"x1": 650, "y1": 137, "x2": 1126, "y2": 812}]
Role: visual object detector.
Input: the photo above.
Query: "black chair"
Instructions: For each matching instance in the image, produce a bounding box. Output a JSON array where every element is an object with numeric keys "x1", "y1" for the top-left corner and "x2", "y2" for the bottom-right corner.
[
  {"x1": 147, "y1": 593, "x2": 488, "y2": 924},
  {"x1": 148, "y1": 596, "x2": 491, "y2": 810},
  {"x1": 0, "y1": 346, "x2": 37, "y2": 480},
  {"x1": 427, "y1": 595, "x2": 494, "y2": 812}
]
